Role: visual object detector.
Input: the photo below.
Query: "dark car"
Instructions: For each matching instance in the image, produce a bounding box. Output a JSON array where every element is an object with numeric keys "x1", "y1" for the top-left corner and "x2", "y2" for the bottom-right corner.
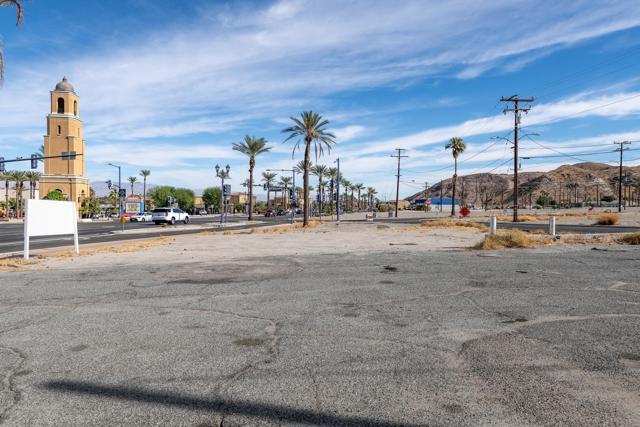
[
  {"x1": 276, "y1": 209, "x2": 287, "y2": 216},
  {"x1": 264, "y1": 209, "x2": 276, "y2": 217}
]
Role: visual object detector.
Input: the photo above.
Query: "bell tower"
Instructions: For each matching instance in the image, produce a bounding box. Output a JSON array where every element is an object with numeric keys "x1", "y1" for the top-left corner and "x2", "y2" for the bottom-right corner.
[{"x1": 39, "y1": 77, "x2": 90, "y2": 211}]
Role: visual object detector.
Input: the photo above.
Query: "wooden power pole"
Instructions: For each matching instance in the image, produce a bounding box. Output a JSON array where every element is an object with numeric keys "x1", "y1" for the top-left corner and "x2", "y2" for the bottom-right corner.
[
  {"x1": 500, "y1": 95, "x2": 534, "y2": 222},
  {"x1": 614, "y1": 141, "x2": 631, "y2": 212},
  {"x1": 390, "y1": 148, "x2": 408, "y2": 218}
]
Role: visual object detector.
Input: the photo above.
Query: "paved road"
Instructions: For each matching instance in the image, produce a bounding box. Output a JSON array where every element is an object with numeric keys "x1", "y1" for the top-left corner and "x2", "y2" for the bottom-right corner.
[
  {"x1": 0, "y1": 215, "x2": 293, "y2": 255},
  {"x1": 0, "y1": 246, "x2": 639, "y2": 425}
]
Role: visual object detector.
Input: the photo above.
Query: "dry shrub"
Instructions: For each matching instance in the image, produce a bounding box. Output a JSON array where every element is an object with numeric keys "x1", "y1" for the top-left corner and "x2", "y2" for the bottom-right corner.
[
  {"x1": 619, "y1": 232, "x2": 640, "y2": 245},
  {"x1": 421, "y1": 219, "x2": 488, "y2": 232},
  {"x1": 53, "y1": 237, "x2": 175, "y2": 258},
  {"x1": 595, "y1": 213, "x2": 619, "y2": 225},
  {"x1": 476, "y1": 230, "x2": 541, "y2": 250}
]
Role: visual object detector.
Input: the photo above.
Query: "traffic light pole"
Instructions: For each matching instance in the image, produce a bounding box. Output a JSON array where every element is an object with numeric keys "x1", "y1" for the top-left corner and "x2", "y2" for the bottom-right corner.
[{"x1": 108, "y1": 163, "x2": 123, "y2": 218}]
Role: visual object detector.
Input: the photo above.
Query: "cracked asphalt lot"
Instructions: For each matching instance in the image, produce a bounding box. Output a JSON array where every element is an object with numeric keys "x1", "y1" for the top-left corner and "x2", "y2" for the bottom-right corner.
[{"x1": 1, "y1": 245, "x2": 639, "y2": 426}]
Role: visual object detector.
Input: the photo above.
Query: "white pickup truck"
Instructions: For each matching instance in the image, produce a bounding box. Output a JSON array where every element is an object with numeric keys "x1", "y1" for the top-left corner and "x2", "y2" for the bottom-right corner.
[{"x1": 152, "y1": 208, "x2": 190, "y2": 225}]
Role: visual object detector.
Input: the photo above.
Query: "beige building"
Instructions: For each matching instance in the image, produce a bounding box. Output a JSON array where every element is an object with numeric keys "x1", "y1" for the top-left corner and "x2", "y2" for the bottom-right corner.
[
  {"x1": 39, "y1": 77, "x2": 90, "y2": 212},
  {"x1": 229, "y1": 192, "x2": 256, "y2": 206}
]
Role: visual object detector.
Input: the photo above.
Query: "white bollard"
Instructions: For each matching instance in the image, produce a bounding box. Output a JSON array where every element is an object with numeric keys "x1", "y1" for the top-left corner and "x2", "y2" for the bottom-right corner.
[
  {"x1": 549, "y1": 216, "x2": 556, "y2": 236},
  {"x1": 489, "y1": 216, "x2": 497, "y2": 236}
]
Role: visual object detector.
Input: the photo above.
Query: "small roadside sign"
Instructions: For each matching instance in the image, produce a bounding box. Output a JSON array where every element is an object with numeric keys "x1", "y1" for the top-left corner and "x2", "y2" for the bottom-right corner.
[
  {"x1": 460, "y1": 207, "x2": 470, "y2": 217},
  {"x1": 223, "y1": 184, "x2": 231, "y2": 196}
]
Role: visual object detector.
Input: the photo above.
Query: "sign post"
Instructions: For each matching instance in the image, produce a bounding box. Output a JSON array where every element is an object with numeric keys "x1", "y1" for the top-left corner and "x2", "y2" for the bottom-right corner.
[{"x1": 24, "y1": 199, "x2": 78, "y2": 260}]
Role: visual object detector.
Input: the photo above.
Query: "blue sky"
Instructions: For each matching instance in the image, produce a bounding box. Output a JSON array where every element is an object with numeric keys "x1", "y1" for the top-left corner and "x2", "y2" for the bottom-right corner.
[{"x1": 1, "y1": 0, "x2": 640, "y2": 199}]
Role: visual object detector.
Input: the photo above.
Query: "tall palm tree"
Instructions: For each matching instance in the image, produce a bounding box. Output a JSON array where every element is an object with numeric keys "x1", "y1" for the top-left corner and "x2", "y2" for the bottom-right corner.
[
  {"x1": 279, "y1": 176, "x2": 292, "y2": 210},
  {"x1": 283, "y1": 111, "x2": 336, "y2": 227},
  {"x1": 24, "y1": 170, "x2": 40, "y2": 199},
  {"x1": 233, "y1": 136, "x2": 271, "y2": 220},
  {"x1": 327, "y1": 167, "x2": 338, "y2": 215},
  {"x1": 9, "y1": 170, "x2": 26, "y2": 218},
  {"x1": 139, "y1": 169, "x2": 150, "y2": 211},
  {"x1": 445, "y1": 137, "x2": 466, "y2": 216},
  {"x1": 0, "y1": 0, "x2": 23, "y2": 84},
  {"x1": 262, "y1": 171, "x2": 277, "y2": 210},
  {"x1": 311, "y1": 164, "x2": 328, "y2": 218},
  {"x1": 128, "y1": 176, "x2": 137, "y2": 196}
]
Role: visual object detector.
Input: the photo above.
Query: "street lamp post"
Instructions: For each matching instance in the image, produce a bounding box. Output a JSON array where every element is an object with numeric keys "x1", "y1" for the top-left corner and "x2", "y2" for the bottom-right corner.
[
  {"x1": 108, "y1": 162, "x2": 122, "y2": 217},
  {"x1": 215, "y1": 164, "x2": 230, "y2": 225}
]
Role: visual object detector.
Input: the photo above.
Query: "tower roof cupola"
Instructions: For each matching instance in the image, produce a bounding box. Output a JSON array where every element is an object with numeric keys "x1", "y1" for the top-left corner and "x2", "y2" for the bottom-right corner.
[{"x1": 54, "y1": 76, "x2": 76, "y2": 94}]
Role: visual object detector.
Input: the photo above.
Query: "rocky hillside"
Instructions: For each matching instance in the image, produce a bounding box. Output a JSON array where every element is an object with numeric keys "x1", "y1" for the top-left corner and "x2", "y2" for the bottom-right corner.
[{"x1": 406, "y1": 162, "x2": 640, "y2": 207}]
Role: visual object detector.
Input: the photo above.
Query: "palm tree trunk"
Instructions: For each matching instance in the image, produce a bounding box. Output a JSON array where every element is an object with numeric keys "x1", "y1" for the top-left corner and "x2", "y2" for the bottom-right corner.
[
  {"x1": 303, "y1": 138, "x2": 311, "y2": 227},
  {"x1": 248, "y1": 160, "x2": 254, "y2": 221},
  {"x1": 451, "y1": 158, "x2": 457, "y2": 216},
  {"x1": 143, "y1": 178, "x2": 147, "y2": 212}
]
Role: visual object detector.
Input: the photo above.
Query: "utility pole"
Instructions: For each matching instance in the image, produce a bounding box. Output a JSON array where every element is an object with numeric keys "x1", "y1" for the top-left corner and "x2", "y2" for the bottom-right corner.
[
  {"x1": 424, "y1": 181, "x2": 429, "y2": 213},
  {"x1": 614, "y1": 141, "x2": 631, "y2": 212},
  {"x1": 390, "y1": 148, "x2": 408, "y2": 218},
  {"x1": 500, "y1": 95, "x2": 534, "y2": 222}
]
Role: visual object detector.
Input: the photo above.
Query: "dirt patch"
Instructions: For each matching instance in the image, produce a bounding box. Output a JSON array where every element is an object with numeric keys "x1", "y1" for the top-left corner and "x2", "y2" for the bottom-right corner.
[{"x1": 233, "y1": 337, "x2": 265, "y2": 347}]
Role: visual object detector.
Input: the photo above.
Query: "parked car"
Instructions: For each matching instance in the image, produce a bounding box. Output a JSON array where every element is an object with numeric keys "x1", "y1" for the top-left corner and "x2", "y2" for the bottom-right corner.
[
  {"x1": 152, "y1": 208, "x2": 189, "y2": 225},
  {"x1": 197, "y1": 209, "x2": 207, "y2": 215},
  {"x1": 264, "y1": 209, "x2": 276, "y2": 217},
  {"x1": 295, "y1": 208, "x2": 303, "y2": 215},
  {"x1": 108, "y1": 212, "x2": 119, "y2": 219},
  {"x1": 129, "y1": 212, "x2": 153, "y2": 222}
]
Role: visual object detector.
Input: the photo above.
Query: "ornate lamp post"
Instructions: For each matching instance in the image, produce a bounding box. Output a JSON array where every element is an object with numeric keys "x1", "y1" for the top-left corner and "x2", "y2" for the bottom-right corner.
[{"x1": 215, "y1": 164, "x2": 231, "y2": 224}]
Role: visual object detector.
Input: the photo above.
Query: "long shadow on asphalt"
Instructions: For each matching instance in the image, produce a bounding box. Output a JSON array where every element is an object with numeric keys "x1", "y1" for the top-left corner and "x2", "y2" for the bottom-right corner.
[{"x1": 41, "y1": 380, "x2": 426, "y2": 427}]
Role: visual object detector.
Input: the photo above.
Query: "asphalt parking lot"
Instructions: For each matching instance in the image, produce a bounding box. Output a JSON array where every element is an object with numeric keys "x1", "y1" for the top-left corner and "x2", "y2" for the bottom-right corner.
[{"x1": 1, "y1": 246, "x2": 639, "y2": 426}]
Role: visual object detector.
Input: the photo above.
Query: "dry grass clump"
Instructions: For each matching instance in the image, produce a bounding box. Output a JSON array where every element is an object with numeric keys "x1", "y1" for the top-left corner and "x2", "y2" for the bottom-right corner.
[
  {"x1": 54, "y1": 237, "x2": 175, "y2": 258},
  {"x1": 420, "y1": 219, "x2": 488, "y2": 232},
  {"x1": 495, "y1": 214, "x2": 538, "y2": 222},
  {"x1": 619, "y1": 232, "x2": 640, "y2": 245},
  {"x1": 249, "y1": 221, "x2": 320, "y2": 234},
  {"x1": 595, "y1": 213, "x2": 619, "y2": 225},
  {"x1": 476, "y1": 230, "x2": 542, "y2": 250},
  {"x1": 0, "y1": 258, "x2": 37, "y2": 272}
]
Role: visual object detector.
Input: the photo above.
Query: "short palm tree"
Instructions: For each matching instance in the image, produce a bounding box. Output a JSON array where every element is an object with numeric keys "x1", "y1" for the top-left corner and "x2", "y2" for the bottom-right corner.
[
  {"x1": 279, "y1": 176, "x2": 292, "y2": 210},
  {"x1": 1, "y1": 171, "x2": 10, "y2": 217},
  {"x1": 233, "y1": 136, "x2": 271, "y2": 220},
  {"x1": 340, "y1": 178, "x2": 351, "y2": 211},
  {"x1": 311, "y1": 164, "x2": 328, "y2": 218},
  {"x1": 367, "y1": 187, "x2": 377, "y2": 211},
  {"x1": 262, "y1": 171, "x2": 277, "y2": 210},
  {"x1": 128, "y1": 176, "x2": 137, "y2": 196},
  {"x1": 283, "y1": 111, "x2": 336, "y2": 227},
  {"x1": 24, "y1": 170, "x2": 40, "y2": 199},
  {"x1": 354, "y1": 183, "x2": 364, "y2": 210},
  {"x1": 9, "y1": 170, "x2": 26, "y2": 217},
  {"x1": 139, "y1": 169, "x2": 150, "y2": 211},
  {"x1": 0, "y1": 0, "x2": 23, "y2": 84},
  {"x1": 445, "y1": 137, "x2": 466, "y2": 216}
]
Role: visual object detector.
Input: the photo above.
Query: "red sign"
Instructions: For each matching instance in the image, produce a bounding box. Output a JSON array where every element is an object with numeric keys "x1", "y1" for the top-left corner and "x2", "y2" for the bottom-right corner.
[
  {"x1": 460, "y1": 207, "x2": 470, "y2": 217},
  {"x1": 426, "y1": 199, "x2": 432, "y2": 205}
]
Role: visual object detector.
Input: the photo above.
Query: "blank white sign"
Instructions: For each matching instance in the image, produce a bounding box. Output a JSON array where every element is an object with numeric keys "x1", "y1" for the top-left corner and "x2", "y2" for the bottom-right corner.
[{"x1": 24, "y1": 199, "x2": 78, "y2": 259}]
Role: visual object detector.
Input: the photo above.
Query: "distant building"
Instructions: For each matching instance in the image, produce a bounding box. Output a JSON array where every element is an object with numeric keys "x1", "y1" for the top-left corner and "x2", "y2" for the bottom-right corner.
[
  {"x1": 39, "y1": 77, "x2": 90, "y2": 213},
  {"x1": 229, "y1": 192, "x2": 256, "y2": 206}
]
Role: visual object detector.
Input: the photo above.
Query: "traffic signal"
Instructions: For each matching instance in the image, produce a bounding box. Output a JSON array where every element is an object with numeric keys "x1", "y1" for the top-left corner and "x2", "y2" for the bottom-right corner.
[
  {"x1": 263, "y1": 184, "x2": 267, "y2": 191},
  {"x1": 0, "y1": 157, "x2": 4, "y2": 173},
  {"x1": 119, "y1": 189, "x2": 126, "y2": 198},
  {"x1": 106, "y1": 180, "x2": 112, "y2": 190},
  {"x1": 31, "y1": 154, "x2": 38, "y2": 169},
  {"x1": 289, "y1": 188, "x2": 295, "y2": 200}
]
